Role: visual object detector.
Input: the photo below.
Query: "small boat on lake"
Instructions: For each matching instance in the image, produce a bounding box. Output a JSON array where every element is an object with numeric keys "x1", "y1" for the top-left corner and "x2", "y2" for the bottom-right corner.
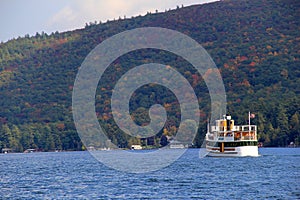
[{"x1": 205, "y1": 113, "x2": 259, "y2": 157}]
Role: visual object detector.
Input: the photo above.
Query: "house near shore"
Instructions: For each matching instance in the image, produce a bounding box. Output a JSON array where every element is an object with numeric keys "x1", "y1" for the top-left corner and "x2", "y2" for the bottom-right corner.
[
  {"x1": 1, "y1": 148, "x2": 13, "y2": 154},
  {"x1": 131, "y1": 144, "x2": 143, "y2": 150}
]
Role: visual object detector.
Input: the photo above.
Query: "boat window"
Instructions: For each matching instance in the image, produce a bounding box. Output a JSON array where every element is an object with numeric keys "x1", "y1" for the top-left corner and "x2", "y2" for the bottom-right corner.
[{"x1": 223, "y1": 141, "x2": 258, "y2": 147}]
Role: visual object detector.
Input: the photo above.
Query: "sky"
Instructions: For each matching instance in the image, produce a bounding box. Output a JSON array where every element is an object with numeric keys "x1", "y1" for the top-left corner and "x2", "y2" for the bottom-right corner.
[{"x1": 0, "y1": 0, "x2": 218, "y2": 42}]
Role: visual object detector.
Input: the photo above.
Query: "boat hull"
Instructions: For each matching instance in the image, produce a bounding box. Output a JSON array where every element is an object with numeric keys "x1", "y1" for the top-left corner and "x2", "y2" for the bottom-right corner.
[{"x1": 206, "y1": 146, "x2": 259, "y2": 157}]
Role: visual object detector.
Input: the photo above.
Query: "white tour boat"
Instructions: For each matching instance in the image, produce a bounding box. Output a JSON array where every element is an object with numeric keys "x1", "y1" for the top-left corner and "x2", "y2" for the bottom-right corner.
[{"x1": 205, "y1": 113, "x2": 259, "y2": 157}]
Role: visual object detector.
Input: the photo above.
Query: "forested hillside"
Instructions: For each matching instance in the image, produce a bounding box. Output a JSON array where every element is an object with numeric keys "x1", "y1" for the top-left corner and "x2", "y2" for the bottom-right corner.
[{"x1": 0, "y1": 0, "x2": 299, "y2": 152}]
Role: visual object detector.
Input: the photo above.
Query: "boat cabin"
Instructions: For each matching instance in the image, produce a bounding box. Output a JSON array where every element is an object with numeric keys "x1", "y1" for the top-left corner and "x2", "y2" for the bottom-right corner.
[{"x1": 209, "y1": 115, "x2": 257, "y2": 142}]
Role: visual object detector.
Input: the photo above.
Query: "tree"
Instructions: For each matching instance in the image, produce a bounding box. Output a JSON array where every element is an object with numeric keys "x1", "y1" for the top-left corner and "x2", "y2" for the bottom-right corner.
[
  {"x1": 0, "y1": 124, "x2": 11, "y2": 149},
  {"x1": 257, "y1": 112, "x2": 265, "y2": 140},
  {"x1": 265, "y1": 122, "x2": 274, "y2": 146},
  {"x1": 276, "y1": 106, "x2": 289, "y2": 146},
  {"x1": 20, "y1": 125, "x2": 35, "y2": 150},
  {"x1": 290, "y1": 112, "x2": 300, "y2": 146},
  {"x1": 45, "y1": 131, "x2": 55, "y2": 151},
  {"x1": 10, "y1": 125, "x2": 23, "y2": 152},
  {"x1": 160, "y1": 134, "x2": 169, "y2": 146}
]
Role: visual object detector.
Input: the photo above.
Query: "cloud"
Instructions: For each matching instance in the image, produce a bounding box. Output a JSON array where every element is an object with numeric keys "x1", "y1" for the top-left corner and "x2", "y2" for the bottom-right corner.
[
  {"x1": 46, "y1": 0, "x2": 128, "y2": 31},
  {"x1": 79, "y1": 0, "x2": 130, "y2": 19},
  {"x1": 46, "y1": 5, "x2": 79, "y2": 31},
  {"x1": 46, "y1": 0, "x2": 217, "y2": 33}
]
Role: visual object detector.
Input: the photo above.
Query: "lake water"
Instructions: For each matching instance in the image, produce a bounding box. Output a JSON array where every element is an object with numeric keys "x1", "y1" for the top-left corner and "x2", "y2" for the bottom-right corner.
[{"x1": 0, "y1": 148, "x2": 299, "y2": 199}]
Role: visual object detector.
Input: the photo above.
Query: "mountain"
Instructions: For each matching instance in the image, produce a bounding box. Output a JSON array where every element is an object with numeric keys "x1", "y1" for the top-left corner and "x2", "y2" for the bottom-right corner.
[{"x1": 0, "y1": 0, "x2": 299, "y2": 151}]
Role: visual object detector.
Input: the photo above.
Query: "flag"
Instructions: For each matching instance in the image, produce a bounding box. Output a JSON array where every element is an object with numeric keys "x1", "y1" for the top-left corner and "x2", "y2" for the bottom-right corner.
[{"x1": 248, "y1": 112, "x2": 255, "y2": 126}]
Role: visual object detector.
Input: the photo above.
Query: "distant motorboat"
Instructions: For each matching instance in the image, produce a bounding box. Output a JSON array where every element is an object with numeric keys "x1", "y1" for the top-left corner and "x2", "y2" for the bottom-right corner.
[{"x1": 23, "y1": 149, "x2": 37, "y2": 153}]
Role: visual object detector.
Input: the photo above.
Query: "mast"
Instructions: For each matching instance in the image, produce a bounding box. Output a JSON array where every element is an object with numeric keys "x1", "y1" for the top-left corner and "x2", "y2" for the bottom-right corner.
[
  {"x1": 248, "y1": 111, "x2": 251, "y2": 135},
  {"x1": 207, "y1": 118, "x2": 210, "y2": 134}
]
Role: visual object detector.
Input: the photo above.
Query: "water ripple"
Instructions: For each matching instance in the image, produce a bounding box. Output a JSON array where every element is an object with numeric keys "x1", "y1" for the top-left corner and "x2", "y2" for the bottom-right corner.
[{"x1": 0, "y1": 148, "x2": 299, "y2": 199}]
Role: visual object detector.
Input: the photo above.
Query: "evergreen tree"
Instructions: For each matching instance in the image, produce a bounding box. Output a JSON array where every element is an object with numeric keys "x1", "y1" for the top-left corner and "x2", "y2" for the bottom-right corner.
[
  {"x1": 290, "y1": 112, "x2": 300, "y2": 146},
  {"x1": 10, "y1": 125, "x2": 23, "y2": 152},
  {"x1": 0, "y1": 124, "x2": 11, "y2": 149}
]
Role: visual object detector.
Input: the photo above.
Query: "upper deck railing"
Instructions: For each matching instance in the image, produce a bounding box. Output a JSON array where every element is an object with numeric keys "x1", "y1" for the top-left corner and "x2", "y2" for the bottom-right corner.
[
  {"x1": 211, "y1": 125, "x2": 256, "y2": 132},
  {"x1": 209, "y1": 125, "x2": 257, "y2": 141}
]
